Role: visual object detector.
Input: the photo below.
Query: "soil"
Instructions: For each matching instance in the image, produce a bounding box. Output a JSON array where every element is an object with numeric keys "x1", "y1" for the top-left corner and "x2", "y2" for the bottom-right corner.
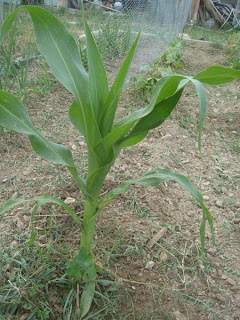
[{"x1": 0, "y1": 39, "x2": 240, "y2": 320}]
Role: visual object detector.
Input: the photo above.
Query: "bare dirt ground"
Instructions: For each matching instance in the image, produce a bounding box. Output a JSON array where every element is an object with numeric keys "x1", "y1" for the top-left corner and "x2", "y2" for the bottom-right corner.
[{"x1": 0, "y1": 40, "x2": 240, "y2": 320}]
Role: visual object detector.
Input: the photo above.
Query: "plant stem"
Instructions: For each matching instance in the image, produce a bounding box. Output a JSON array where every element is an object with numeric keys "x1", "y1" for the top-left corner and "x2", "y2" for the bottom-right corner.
[{"x1": 80, "y1": 199, "x2": 98, "y2": 255}]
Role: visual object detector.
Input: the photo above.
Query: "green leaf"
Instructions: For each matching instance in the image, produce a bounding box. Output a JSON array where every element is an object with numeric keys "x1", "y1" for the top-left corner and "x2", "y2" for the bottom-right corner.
[
  {"x1": 0, "y1": 6, "x2": 102, "y2": 147},
  {"x1": 99, "y1": 169, "x2": 215, "y2": 250},
  {"x1": 34, "y1": 195, "x2": 81, "y2": 226},
  {"x1": 66, "y1": 248, "x2": 97, "y2": 318},
  {"x1": 114, "y1": 76, "x2": 187, "y2": 131},
  {"x1": 84, "y1": 20, "x2": 109, "y2": 123},
  {"x1": 0, "y1": 90, "x2": 75, "y2": 166},
  {"x1": 190, "y1": 79, "x2": 207, "y2": 151},
  {"x1": 0, "y1": 90, "x2": 91, "y2": 198},
  {"x1": 0, "y1": 198, "x2": 27, "y2": 216},
  {"x1": 130, "y1": 89, "x2": 183, "y2": 135},
  {"x1": 80, "y1": 277, "x2": 96, "y2": 319},
  {"x1": 101, "y1": 33, "x2": 140, "y2": 136},
  {"x1": 0, "y1": 195, "x2": 81, "y2": 226},
  {"x1": 194, "y1": 66, "x2": 240, "y2": 85}
]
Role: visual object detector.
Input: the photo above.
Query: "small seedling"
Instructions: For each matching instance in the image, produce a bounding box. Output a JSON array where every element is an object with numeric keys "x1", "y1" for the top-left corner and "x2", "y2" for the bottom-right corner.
[{"x1": 0, "y1": 6, "x2": 240, "y2": 319}]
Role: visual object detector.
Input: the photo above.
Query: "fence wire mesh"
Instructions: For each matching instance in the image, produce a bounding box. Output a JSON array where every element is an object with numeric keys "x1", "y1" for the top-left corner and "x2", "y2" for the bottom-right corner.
[{"x1": 84, "y1": 0, "x2": 193, "y2": 79}]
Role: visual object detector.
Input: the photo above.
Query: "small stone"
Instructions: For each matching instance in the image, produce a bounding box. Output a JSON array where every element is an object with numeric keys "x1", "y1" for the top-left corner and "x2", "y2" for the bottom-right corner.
[
  {"x1": 17, "y1": 220, "x2": 25, "y2": 230},
  {"x1": 11, "y1": 192, "x2": 18, "y2": 198},
  {"x1": 162, "y1": 133, "x2": 173, "y2": 140},
  {"x1": 10, "y1": 240, "x2": 18, "y2": 247},
  {"x1": 23, "y1": 215, "x2": 30, "y2": 222},
  {"x1": 231, "y1": 285, "x2": 239, "y2": 292},
  {"x1": 71, "y1": 144, "x2": 77, "y2": 150},
  {"x1": 233, "y1": 218, "x2": 240, "y2": 224},
  {"x1": 216, "y1": 294, "x2": 227, "y2": 304},
  {"x1": 64, "y1": 197, "x2": 76, "y2": 204},
  {"x1": 131, "y1": 286, "x2": 136, "y2": 290},
  {"x1": 203, "y1": 195, "x2": 210, "y2": 201},
  {"x1": 23, "y1": 168, "x2": 32, "y2": 176},
  {"x1": 226, "y1": 278, "x2": 236, "y2": 286},
  {"x1": 160, "y1": 250, "x2": 168, "y2": 262},
  {"x1": 145, "y1": 261, "x2": 155, "y2": 270},
  {"x1": 216, "y1": 200, "x2": 223, "y2": 208}
]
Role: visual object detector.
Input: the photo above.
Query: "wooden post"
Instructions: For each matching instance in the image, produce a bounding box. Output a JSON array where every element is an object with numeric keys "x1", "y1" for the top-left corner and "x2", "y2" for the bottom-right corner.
[{"x1": 191, "y1": 0, "x2": 201, "y2": 23}]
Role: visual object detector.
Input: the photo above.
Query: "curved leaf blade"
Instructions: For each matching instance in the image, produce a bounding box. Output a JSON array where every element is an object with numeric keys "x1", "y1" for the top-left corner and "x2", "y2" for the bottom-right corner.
[
  {"x1": 1, "y1": 6, "x2": 102, "y2": 146},
  {"x1": 99, "y1": 169, "x2": 215, "y2": 250},
  {"x1": 194, "y1": 66, "x2": 240, "y2": 85},
  {"x1": 0, "y1": 195, "x2": 81, "y2": 225}
]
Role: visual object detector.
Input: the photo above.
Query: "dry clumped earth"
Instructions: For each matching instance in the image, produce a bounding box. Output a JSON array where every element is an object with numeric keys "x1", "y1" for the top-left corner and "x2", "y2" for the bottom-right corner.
[{"x1": 0, "y1": 40, "x2": 240, "y2": 320}]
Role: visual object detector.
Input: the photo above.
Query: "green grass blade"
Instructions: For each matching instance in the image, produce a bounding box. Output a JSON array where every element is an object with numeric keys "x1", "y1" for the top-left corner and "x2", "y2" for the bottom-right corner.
[
  {"x1": 0, "y1": 198, "x2": 27, "y2": 215},
  {"x1": 194, "y1": 66, "x2": 240, "y2": 84}
]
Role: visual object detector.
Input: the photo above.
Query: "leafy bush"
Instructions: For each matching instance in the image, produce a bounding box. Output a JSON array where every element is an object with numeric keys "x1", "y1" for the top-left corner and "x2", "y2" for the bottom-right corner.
[{"x1": 0, "y1": 6, "x2": 240, "y2": 319}]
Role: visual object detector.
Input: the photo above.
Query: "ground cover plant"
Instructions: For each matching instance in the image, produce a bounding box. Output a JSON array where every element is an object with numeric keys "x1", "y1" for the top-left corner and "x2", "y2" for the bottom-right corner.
[{"x1": 1, "y1": 6, "x2": 240, "y2": 319}]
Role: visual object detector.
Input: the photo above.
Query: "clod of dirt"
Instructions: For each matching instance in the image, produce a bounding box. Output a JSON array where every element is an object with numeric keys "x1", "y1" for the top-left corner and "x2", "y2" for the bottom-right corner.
[{"x1": 226, "y1": 278, "x2": 237, "y2": 286}]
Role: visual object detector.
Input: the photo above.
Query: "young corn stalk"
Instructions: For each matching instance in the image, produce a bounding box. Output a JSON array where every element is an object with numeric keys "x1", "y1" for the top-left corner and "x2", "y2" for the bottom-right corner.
[{"x1": 0, "y1": 7, "x2": 240, "y2": 319}]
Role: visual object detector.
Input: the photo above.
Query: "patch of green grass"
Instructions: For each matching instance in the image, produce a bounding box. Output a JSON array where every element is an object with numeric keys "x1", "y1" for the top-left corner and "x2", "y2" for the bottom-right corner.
[{"x1": 184, "y1": 25, "x2": 229, "y2": 44}]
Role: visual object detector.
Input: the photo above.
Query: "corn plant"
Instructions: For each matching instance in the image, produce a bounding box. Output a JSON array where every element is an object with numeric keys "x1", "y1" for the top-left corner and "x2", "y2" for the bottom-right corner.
[{"x1": 0, "y1": 6, "x2": 240, "y2": 319}]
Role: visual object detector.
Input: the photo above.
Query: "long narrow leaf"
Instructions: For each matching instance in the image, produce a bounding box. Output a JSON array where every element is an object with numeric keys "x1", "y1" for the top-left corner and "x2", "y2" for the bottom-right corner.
[
  {"x1": 0, "y1": 195, "x2": 81, "y2": 226},
  {"x1": 101, "y1": 33, "x2": 140, "y2": 136},
  {"x1": 194, "y1": 66, "x2": 240, "y2": 84},
  {"x1": 0, "y1": 90, "x2": 90, "y2": 197},
  {"x1": 0, "y1": 6, "x2": 102, "y2": 147},
  {"x1": 99, "y1": 169, "x2": 215, "y2": 249},
  {"x1": 190, "y1": 79, "x2": 207, "y2": 151},
  {"x1": 84, "y1": 20, "x2": 109, "y2": 122},
  {"x1": 0, "y1": 90, "x2": 74, "y2": 166}
]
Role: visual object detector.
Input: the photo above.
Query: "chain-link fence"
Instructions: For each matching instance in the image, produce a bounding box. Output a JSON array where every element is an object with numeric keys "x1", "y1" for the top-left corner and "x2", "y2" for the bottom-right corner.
[{"x1": 83, "y1": 0, "x2": 193, "y2": 80}]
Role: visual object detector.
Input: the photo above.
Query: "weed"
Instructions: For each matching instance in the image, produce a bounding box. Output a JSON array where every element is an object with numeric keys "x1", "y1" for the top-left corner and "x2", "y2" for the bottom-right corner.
[{"x1": 97, "y1": 17, "x2": 131, "y2": 59}]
